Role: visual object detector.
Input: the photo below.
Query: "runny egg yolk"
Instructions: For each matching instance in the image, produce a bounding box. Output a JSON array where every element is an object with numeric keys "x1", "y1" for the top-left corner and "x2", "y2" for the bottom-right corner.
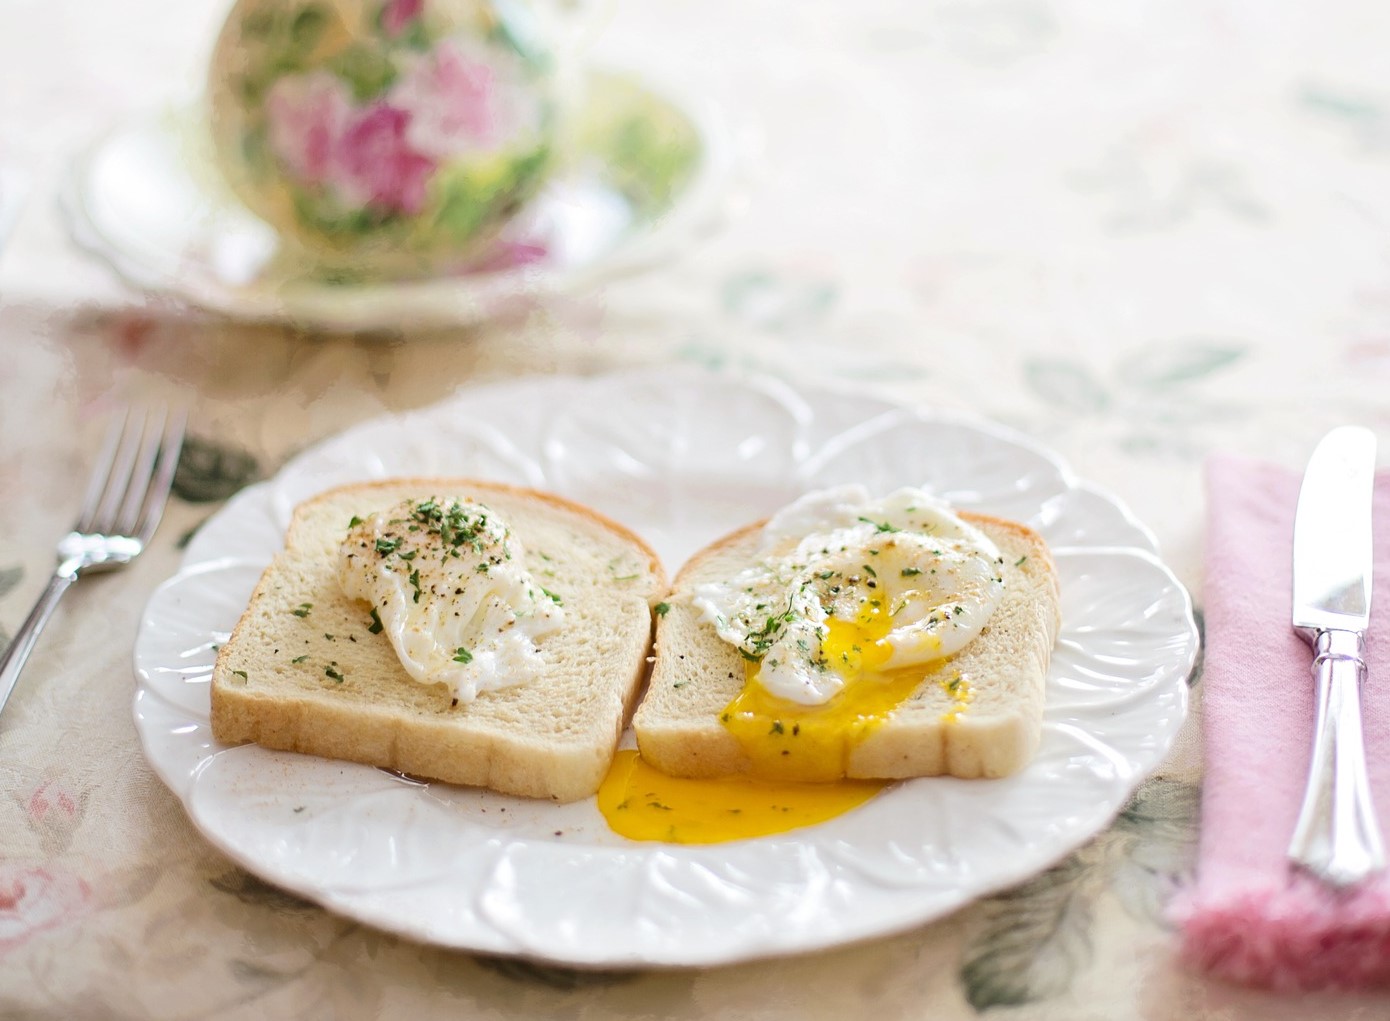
[{"x1": 722, "y1": 599, "x2": 934, "y2": 783}]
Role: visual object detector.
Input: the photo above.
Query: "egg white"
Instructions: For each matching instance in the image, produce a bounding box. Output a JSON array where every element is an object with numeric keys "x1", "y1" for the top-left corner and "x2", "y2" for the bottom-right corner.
[
  {"x1": 338, "y1": 497, "x2": 563, "y2": 702},
  {"x1": 692, "y1": 485, "x2": 1004, "y2": 705}
]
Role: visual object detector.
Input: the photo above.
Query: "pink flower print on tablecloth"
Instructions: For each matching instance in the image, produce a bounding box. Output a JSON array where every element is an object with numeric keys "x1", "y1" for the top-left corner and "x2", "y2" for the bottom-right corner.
[
  {"x1": 390, "y1": 38, "x2": 543, "y2": 160},
  {"x1": 265, "y1": 70, "x2": 353, "y2": 186},
  {"x1": 381, "y1": 0, "x2": 423, "y2": 37},
  {"x1": 27, "y1": 781, "x2": 77, "y2": 823},
  {"x1": 27, "y1": 780, "x2": 87, "y2": 856},
  {"x1": 0, "y1": 866, "x2": 92, "y2": 958},
  {"x1": 332, "y1": 103, "x2": 436, "y2": 215}
]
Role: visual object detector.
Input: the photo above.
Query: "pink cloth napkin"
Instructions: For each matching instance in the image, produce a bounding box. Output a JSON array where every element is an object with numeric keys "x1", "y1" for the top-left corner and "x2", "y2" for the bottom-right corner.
[{"x1": 1174, "y1": 454, "x2": 1390, "y2": 990}]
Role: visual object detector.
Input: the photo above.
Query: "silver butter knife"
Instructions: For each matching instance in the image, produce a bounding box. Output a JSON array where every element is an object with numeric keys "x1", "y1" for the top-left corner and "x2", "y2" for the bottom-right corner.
[{"x1": 1287, "y1": 425, "x2": 1385, "y2": 887}]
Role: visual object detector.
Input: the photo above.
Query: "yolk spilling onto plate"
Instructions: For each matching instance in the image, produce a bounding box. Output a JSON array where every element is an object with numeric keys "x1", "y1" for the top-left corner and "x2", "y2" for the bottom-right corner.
[
  {"x1": 597, "y1": 749, "x2": 885, "y2": 844},
  {"x1": 598, "y1": 600, "x2": 973, "y2": 845}
]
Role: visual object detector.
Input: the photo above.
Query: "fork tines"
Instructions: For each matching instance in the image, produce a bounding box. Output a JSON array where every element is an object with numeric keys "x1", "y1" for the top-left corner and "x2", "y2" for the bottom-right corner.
[{"x1": 75, "y1": 404, "x2": 187, "y2": 541}]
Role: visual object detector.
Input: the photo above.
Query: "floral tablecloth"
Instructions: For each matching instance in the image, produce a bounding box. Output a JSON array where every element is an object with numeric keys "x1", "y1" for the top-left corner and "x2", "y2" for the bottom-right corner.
[{"x1": 3, "y1": 0, "x2": 1390, "y2": 1018}]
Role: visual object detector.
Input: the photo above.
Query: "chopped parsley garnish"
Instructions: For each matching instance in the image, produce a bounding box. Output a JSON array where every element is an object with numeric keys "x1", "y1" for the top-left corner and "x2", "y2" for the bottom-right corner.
[
  {"x1": 374, "y1": 537, "x2": 402, "y2": 556},
  {"x1": 291, "y1": 603, "x2": 312, "y2": 618},
  {"x1": 541, "y1": 587, "x2": 563, "y2": 605},
  {"x1": 863, "y1": 564, "x2": 877, "y2": 578},
  {"x1": 452, "y1": 647, "x2": 473, "y2": 664},
  {"x1": 367, "y1": 608, "x2": 383, "y2": 635},
  {"x1": 738, "y1": 605, "x2": 799, "y2": 661},
  {"x1": 325, "y1": 665, "x2": 344, "y2": 682},
  {"x1": 858, "y1": 516, "x2": 899, "y2": 533},
  {"x1": 901, "y1": 567, "x2": 922, "y2": 577},
  {"x1": 348, "y1": 515, "x2": 363, "y2": 528},
  {"x1": 1014, "y1": 555, "x2": 1028, "y2": 567},
  {"x1": 408, "y1": 568, "x2": 422, "y2": 603},
  {"x1": 291, "y1": 655, "x2": 308, "y2": 664},
  {"x1": 654, "y1": 602, "x2": 671, "y2": 617}
]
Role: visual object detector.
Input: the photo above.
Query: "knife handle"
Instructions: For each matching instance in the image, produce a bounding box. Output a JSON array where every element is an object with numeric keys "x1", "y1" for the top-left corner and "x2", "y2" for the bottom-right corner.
[{"x1": 1288, "y1": 628, "x2": 1386, "y2": 888}]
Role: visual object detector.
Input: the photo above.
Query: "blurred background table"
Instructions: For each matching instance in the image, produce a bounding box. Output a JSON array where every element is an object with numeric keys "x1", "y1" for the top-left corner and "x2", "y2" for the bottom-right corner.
[{"x1": 2, "y1": 0, "x2": 1390, "y2": 1017}]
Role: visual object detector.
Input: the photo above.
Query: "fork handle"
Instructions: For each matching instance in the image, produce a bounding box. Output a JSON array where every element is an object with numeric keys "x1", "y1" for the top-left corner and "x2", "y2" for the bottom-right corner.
[
  {"x1": 1288, "y1": 628, "x2": 1386, "y2": 888},
  {"x1": 0, "y1": 570, "x2": 76, "y2": 721}
]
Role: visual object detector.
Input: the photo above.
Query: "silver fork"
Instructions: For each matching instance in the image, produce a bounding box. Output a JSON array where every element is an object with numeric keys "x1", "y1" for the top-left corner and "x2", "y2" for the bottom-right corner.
[{"x1": 0, "y1": 404, "x2": 186, "y2": 721}]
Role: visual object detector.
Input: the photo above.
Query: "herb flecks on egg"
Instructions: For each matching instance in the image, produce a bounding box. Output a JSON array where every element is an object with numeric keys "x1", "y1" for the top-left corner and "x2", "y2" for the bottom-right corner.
[{"x1": 338, "y1": 497, "x2": 563, "y2": 703}]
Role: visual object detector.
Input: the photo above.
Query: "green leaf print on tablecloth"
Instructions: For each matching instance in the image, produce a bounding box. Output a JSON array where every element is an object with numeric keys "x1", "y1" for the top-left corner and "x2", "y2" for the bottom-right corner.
[
  {"x1": 1110, "y1": 779, "x2": 1201, "y2": 927},
  {"x1": 958, "y1": 776, "x2": 1200, "y2": 1011},
  {"x1": 1022, "y1": 338, "x2": 1247, "y2": 457},
  {"x1": 679, "y1": 267, "x2": 926, "y2": 381},
  {"x1": 1115, "y1": 342, "x2": 1243, "y2": 390},
  {"x1": 210, "y1": 867, "x2": 323, "y2": 914},
  {"x1": 720, "y1": 270, "x2": 838, "y2": 335},
  {"x1": 473, "y1": 956, "x2": 636, "y2": 990},
  {"x1": 960, "y1": 854, "x2": 1095, "y2": 1009},
  {"x1": 1298, "y1": 84, "x2": 1390, "y2": 151},
  {"x1": 172, "y1": 436, "x2": 263, "y2": 504},
  {"x1": 1024, "y1": 361, "x2": 1111, "y2": 415}
]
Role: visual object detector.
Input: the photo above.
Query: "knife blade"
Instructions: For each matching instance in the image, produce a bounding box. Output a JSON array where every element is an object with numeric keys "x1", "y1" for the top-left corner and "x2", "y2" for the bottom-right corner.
[{"x1": 1287, "y1": 425, "x2": 1384, "y2": 887}]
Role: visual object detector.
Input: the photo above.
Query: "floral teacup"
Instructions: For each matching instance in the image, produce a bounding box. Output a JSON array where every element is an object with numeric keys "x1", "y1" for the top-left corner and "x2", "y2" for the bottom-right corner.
[{"x1": 208, "y1": 0, "x2": 555, "y2": 277}]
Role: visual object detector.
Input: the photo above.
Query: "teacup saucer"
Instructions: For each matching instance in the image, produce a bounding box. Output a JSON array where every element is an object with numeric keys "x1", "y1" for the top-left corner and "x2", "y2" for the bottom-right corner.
[{"x1": 61, "y1": 68, "x2": 736, "y2": 331}]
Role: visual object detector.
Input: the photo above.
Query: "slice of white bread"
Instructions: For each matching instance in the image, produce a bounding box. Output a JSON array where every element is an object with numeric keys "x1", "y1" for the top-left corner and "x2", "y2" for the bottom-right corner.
[
  {"x1": 634, "y1": 511, "x2": 1059, "y2": 781},
  {"x1": 210, "y1": 478, "x2": 666, "y2": 802}
]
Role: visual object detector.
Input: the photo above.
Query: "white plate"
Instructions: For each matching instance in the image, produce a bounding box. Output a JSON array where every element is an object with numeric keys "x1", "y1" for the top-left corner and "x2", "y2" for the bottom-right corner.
[
  {"x1": 61, "y1": 68, "x2": 736, "y2": 332},
  {"x1": 133, "y1": 368, "x2": 1196, "y2": 968}
]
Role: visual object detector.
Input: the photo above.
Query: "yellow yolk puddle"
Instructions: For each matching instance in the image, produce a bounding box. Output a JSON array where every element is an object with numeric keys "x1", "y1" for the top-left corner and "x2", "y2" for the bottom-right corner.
[
  {"x1": 597, "y1": 601, "x2": 973, "y2": 845},
  {"x1": 597, "y1": 749, "x2": 885, "y2": 844}
]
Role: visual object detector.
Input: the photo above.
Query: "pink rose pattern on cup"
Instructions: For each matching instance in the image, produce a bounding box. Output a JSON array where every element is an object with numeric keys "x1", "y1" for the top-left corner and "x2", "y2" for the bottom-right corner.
[
  {"x1": 215, "y1": 0, "x2": 553, "y2": 267},
  {"x1": 332, "y1": 103, "x2": 436, "y2": 215},
  {"x1": 263, "y1": 32, "x2": 544, "y2": 219},
  {"x1": 393, "y1": 37, "x2": 541, "y2": 160},
  {"x1": 264, "y1": 70, "x2": 353, "y2": 188},
  {"x1": 380, "y1": 0, "x2": 424, "y2": 38}
]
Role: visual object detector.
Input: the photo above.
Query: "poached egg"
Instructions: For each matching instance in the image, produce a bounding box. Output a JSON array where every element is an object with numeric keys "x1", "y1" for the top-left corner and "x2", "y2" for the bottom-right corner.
[
  {"x1": 700, "y1": 486, "x2": 1002, "y2": 781},
  {"x1": 338, "y1": 497, "x2": 563, "y2": 703},
  {"x1": 693, "y1": 486, "x2": 1004, "y2": 708},
  {"x1": 598, "y1": 485, "x2": 1007, "y2": 841}
]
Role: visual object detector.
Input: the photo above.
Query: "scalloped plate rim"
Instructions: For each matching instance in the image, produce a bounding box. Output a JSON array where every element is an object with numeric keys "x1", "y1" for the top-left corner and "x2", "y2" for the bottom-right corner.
[{"x1": 131, "y1": 366, "x2": 1197, "y2": 967}]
